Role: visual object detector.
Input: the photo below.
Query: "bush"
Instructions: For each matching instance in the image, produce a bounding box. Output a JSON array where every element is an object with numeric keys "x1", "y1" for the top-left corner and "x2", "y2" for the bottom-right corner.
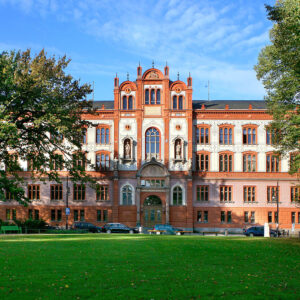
[
  {"x1": 0, "y1": 219, "x2": 11, "y2": 226},
  {"x1": 14, "y1": 219, "x2": 47, "y2": 229}
]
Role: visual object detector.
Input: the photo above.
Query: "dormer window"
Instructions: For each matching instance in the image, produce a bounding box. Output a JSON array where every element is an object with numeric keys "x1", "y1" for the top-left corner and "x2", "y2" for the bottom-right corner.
[{"x1": 145, "y1": 89, "x2": 161, "y2": 104}]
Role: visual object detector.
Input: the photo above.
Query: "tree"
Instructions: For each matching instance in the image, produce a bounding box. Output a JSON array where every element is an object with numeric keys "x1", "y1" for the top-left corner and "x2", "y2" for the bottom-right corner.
[
  {"x1": 0, "y1": 49, "x2": 94, "y2": 204},
  {"x1": 254, "y1": 0, "x2": 300, "y2": 174}
]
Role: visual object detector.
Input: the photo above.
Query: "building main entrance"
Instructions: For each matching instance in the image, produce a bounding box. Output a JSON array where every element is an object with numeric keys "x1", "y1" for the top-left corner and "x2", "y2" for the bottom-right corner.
[{"x1": 143, "y1": 195, "x2": 162, "y2": 227}]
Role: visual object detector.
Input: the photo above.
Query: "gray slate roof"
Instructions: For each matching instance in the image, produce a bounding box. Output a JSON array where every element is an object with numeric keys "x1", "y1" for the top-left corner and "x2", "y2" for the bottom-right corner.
[{"x1": 92, "y1": 100, "x2": 267, "y2": 110}]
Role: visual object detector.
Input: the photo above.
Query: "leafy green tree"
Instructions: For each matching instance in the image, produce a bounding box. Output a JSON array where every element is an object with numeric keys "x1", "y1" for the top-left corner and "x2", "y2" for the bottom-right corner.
[
  {"x1": 0, "y1": 49, "x2": 94, "y2": 204},
  {"x1": 254, "y1": 0, "x2": 300, "y2": 174}
]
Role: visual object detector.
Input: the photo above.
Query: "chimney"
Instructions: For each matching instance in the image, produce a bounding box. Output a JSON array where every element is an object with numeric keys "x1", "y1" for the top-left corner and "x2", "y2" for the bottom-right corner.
[
  {"x1": 225, "y1": 104, "x2": 229, "y2": 110},
  {"x1": 102, "y1": 104, "x2": 105, "y2": 109},
  {"x1": 187, "y1": 72, "x2": 192, "y2": 87},
  {"x1": 164, "y1": 63, "x2": 169, "y2": 77},
  {"x1": 201, "y1": 104, "x2": 205, "y2": 110},
  {"x1": 249, "y1": 104, "x2": 253, "y2": 110}
]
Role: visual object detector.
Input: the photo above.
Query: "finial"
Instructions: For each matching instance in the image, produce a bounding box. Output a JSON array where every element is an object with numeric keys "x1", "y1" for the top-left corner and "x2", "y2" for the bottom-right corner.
[
  {"x1": 177, "y1": 72, "x2": 180, "y2": 81},
  {"x1": 138, "y1": 61, "x2": 140, "y2": 67},
  {"x1": 166, "y1": 61, "x2": 168, "y2": 66},
  {"x1": 116, "y1": 72, "x2": 118, "y2": 78},
  {"x1": 127, "y1": 72, "x2": 129, "y2": 81},
  {"x1": 152, "y1": 60, "x2": 154, "y2": 68},
  {"x1": 189, "y1": 72, "x2": 191, "y2": 77}
]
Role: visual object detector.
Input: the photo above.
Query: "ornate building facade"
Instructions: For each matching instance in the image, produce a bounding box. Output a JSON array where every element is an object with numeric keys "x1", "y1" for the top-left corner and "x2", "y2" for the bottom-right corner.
[{"x1": 1, "y1": 66, "x2": 299, "y2": 232}]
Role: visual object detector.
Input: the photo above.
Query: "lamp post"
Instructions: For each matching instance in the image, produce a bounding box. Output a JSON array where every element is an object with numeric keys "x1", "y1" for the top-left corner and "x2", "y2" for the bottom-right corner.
[{"x1": 272, "y1": 181, "x2": 279, "y2": 237}]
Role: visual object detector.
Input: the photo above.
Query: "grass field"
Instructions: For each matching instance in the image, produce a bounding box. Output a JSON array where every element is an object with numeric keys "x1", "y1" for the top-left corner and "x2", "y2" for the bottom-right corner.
[{"x1": 0, "y1": 234, "x2": 299, "y2": 299}]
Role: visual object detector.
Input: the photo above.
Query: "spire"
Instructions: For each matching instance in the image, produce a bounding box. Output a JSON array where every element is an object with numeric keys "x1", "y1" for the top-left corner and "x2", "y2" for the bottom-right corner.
[
  {"x1": 177, "y1": 72, "x2": 180, "y2": 81},
  {"x1": 152, "y1": 60, "x2": 154, "y2": 68},
  {"x1": 127, "y1": 72, "x2": 129, "y2": 81}
]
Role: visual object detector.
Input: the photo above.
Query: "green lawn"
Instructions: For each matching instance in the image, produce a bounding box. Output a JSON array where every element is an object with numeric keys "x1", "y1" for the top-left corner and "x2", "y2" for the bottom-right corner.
[{"x1": 0, "y1": 235, "x2": 299, "y2": 299}]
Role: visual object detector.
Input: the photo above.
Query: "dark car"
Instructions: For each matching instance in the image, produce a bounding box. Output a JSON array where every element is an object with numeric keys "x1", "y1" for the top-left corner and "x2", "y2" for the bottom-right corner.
[
  {"x1": 153, "y1": 224, "x2": 184, "y2": 235},
  {"x1": 102, "y1": 223, "x2": 138, "y2": 234},
  {"x1": 73, "y1": 222, "x2": 102, "y2": 233},
  {"x1": 244, "y1": 226, "x2": 280, "y2": 237}
]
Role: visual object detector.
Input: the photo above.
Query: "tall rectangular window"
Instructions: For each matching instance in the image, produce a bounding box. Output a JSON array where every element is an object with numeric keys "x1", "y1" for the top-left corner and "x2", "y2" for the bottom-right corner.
[
  {"x1": 95, "y1": 153, "x2": 110, "y2": 171},
  {"x1": 28, "y1": 209, "x2": 33, "y2": 219},
  {"x1": 6, "y1": 209, "x2": 11, "y2": 220},
  {"x1": 73, "y1": 184, "x2": 85, "y2": 201},
  {"x1": 204, "y1": 211, "x2": 208, "y2": 223},
  {"x1": 243, "y1": 186, "x2": 256, "y2": 202},
  {"x1": 96, "y1": 127, "x2": 110, "y2": 144},
  {"x1": 291, "y1": 187, "x2": 299, "y2": 202},
  {"x1": 80, "y1": 210, "x2": 85, "y2": 221},
  {"x1": 28, "y1": 185, "x2": 40, "y2": 200},
  {"x1": 103, "y1": 210, "x2": 108, "y2": 222},
  {"x1": 291, "y1": 212, "x2": 296, "y2": 224},
  {"x1": 50, "y1": 154, "x2": 64, "y2": 171},
  {"x1": 244, "y1": 211, "x2": 249, "y2": 223},
  {"x1": 96, "y1": 185, "x2": 109, "y2": 201},
  {"x1": 97, "y1": 210, "x2": 101, "y2": 222},
  {"x1": 34, "y1": 209, "x2": 39, "y2": 220},
  {"x1": 196, "y1": 127, "x2": 209, "y2": 144},
  {"x1": 197, "y1": 186, "x2": 209, "y2": 201},
  {"x1": 243, "y1": 153, "x2": 256, "y2": 172},
  {"x1": 51, "y1": 209, "x2": 56, "y2": 221},
  {"x1": 243, "y1": 127, "x2": 257, "y2": 145},
  {"x1": 197, "y1": 211, "x2": 202, "y2": 222},
  {"x1": 219, "y1": 127, "x2": 233, "y2": 145},
  {"x1": 220, "y1": 186, "x2": 232, "y2": 202},
  {"x1": 196, "y1": 153, "x2": 209, "y2": 171},
  {"x1": 268, "y1": 211, "x2": 272, "y2": 223},
  {"x1": 266, "y1": 154, "x2": 280, "y2": 172},
  {"x1": 12, "y1": 209, "x2": 16, "y2": 220},
  {"x1": 221, "y1": 211, "x2": 225, "y2": 223},
  {"x1": 267, "y1": 186, "x2": 279, "y2": 203},
  {"x1": 227, "y1": 211, "x2": 232, "y2": 223},
  {"x1": 50, "y1": 185, "x2": 63, "y2": 201},
  {"x1": 250, "y1": 211, "x2": 255, "y2": 224},
  {"x1": 74, "y1": 210, "x2": 78, "y2": 222},
  {"x1": 219, "y1": 153, "x2": 233, "y2": 172},
  {"x1": 57, "y1": 210, "x2": 62, "y2": 221}
]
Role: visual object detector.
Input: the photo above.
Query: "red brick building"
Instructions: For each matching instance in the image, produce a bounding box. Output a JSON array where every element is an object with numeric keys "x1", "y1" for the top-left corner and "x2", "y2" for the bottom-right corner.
[{"x1": 1, "y1": 65, "x2": 299, "y2": 233}]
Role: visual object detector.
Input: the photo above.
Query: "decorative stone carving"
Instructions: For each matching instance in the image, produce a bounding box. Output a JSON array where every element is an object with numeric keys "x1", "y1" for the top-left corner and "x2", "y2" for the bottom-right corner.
[
  {"x1": 125, "y1": 141, "x2": 131, "y2": 159},
  {"x1": 147, "y1": 71, "x2": 159, "y2": 79}
]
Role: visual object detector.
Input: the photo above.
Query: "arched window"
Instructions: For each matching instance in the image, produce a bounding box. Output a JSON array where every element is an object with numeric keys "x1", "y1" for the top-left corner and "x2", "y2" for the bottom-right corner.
[
  {"x1": 146, "y1": 128, "x2": 160, "y2": 159},
  {"x1": 122, "y1": 185, "x2": 133, "y2": 205},
  {"x1": 150, "y1": 89, "x2": 155, "y2": 104},
  {"x1": 173, "y1": 186, "x2": 183, "y2": 205},
  {"x1": 128, "y1": 96, "x2": 133, "y2": 109},
  {"x1": 122, "y1": 96, "x2": 127, "y2": 109},
  {"x1": 145, "y1": 89, "x2": 149, "y2": 104},
  {"x1": 156, "y1": 89, "x2": 161, "y2": 104}
]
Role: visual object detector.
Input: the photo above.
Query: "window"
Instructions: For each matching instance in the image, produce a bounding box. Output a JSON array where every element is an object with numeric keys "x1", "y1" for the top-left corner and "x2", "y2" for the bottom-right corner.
[
  {"x1": 6, "y1": 209, "x2": 16, "y2": 220},
  {"x1": 73, "y1": 184, "x2": 85, "y2": 201},
  {"x1": 34, "y1": 209, "x2": 39, "y2": 220},
  {"x1": 291, "y1": 187, "x2": 300, "y2": 202},
  {"x1": 173, "y1": 186, "x2": 183, "y2": 205},
  {"x1": 5, "y1": 190, "x2": 15, "y2": 201},
  {"x1": 196, "y1": 126, "x2": 209, "y2": 144},
  {"x1": 250, "y1": 211, "x2": 255, "y2": 224},
  {"x1": 96, "y1": 126, "x2": 110, "y2": 144},
  {"x1": 266, "y1": 153, "x2": 280, "y2": 172},
  {"x1": 74, "y1": 210, "x2": 78, "y2": 222},
  {"x1": 172, "y1": 95, "x2": 183, "y2": 109},
  {"x1": 219, "y1": 126, "x2": 233, "y2": 145},
  {"x1": 219, "y1": 153, "x2": 233, "y2": 172},
  {"x1": 268, "y1": 212, "x2": 272, "y2": 223},
  {"x1": 51, "y1": 209, "x2": 56, "y2": 221},
  {"x1": 221, "y1": 211, "x2": 225, "y2": 223},
  {"x1": 50, "y1": 185, "x2": 63, "y2": 201},
  {"x1": 122, "y1": 95, "x2": 133, "y2": 110},
  {"x1": 5, "y1": 154, "x2": 20, "y2": 172},
  {"x1": 82, "y1": 128, "x2": 87, "y2": 144},
  {"x1": 50, "y1": 154, "x2": 64, "y2": 171},
  {"x1": 28, "y1": 185, "x2": 40, "y2": 200},
  {"x1": 80, "y1": 210, "x2": 85, "y2": 221},
  {"x1": 146, "y1": 128, "x2": 160, "y2": 159},
  {"x1": 197, "y1": 211, "x2": 208, "y2": 223},
  {"x1": 73, "y1": 153, "x2": 86, "y2": 171},
  {"x1": 97, "y1": 210, "x2": 108, "y2": 222},
  {"x1": 27, "y1": 155, "x2": 39, "y2": 171},
  {"x1": 244, "y1": 212, "x2": 249, "y2": 223},
  {"x1": 291, "y1": 212, "x2": 296, "y2": 224},
  {"x1": 140, "y1": 180, "x2": 165, "y2": 187},
  {"x1": 266, "y1": 127, "x2": 280, "y2": 145},
  {"x1": 197, "y1": 186, "x2": 209, "y2": 201},
  {"x1": 243, "y1": 153, "x2": 256, "y2": 172},
  {"x1": 298, "y1": 212, "x2": 300, "y2": 224},
  {"x1": 227, "y1": 211, "x2": 232, "y2": 223},
  {"x1": 145, "y1": 89, "x2": 161, "y2": 105},
  {"x1": 122, "y1": 185, "x2": 133, "y2": 205},
  {"x1": 267, "y1": 186, "x2": 279, "y2": 203},
  {"x1": 28, "y1": 209, "x2": 33, "y2": 219},
  {"x1": 243, "y1": 186, "x2": 256, "y2": 202},
  {"x1": 96, "y1": 185, "x2": 109, "y2": 201},
  {"x1": 95, "y1": 152, "x2": 110, "y2": 171},
  {"x1": 196, "y1": 152, "x2": 209, "y2": 171},
  {"x1": 220, "y1": 186, "x2": 232, "y2": 202},
  {"x1": 242, "y1": 126, "x2": 257, "y2": 145}
]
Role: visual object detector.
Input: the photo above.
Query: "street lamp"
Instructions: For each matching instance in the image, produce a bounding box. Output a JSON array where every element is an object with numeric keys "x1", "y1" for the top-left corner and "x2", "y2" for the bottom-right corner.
[
  {"x1": 272, "y1": 183, "x2": 279, "y2": 237},
  {"x1": 65, "y1": 176, "x2": 70, "y2": 229}
]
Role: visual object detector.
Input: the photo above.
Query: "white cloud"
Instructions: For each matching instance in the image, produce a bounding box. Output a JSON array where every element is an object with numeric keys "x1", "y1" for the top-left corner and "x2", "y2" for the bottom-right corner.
[{"x1": 0, "y1": 0, "x2": 272, "y2": 99}]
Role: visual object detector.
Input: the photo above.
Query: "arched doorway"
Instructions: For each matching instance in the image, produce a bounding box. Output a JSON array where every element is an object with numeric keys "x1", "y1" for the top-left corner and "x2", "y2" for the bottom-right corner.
[{"x1": 143, "y1": 195, "x2": 162, "y2": 227}]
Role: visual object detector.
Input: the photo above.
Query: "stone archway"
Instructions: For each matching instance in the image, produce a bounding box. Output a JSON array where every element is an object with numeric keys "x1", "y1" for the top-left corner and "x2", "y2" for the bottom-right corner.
[{"x1": 143, "y1": 195, "x2": 163, "y2": 227}]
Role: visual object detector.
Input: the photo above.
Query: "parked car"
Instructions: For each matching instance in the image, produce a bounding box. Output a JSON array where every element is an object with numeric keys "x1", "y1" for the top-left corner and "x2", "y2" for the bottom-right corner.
[
  {"x1": 73, "y1": 222, "x2": 102, "y2": 233},
  {"x1": 243, "y1": 226, "x2": 280, "y2": 237},
  {"x1": 153, "y1": 224, "x2": 184, "y2": 235},
  {"x1": 102, "y1": 223, "x2": 138, "y2": 234}
]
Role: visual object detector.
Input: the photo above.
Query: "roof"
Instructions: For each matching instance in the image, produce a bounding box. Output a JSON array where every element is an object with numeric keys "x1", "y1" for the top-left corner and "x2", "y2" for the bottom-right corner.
[{"x1": 91, "y1": 100, "x2": 267, "y2": 110}]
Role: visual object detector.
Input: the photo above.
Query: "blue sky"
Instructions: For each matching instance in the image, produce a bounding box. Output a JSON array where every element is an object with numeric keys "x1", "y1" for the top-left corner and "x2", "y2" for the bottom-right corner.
[{"x1": 0, "y1": 0, "x2": 275, "y2": 101}]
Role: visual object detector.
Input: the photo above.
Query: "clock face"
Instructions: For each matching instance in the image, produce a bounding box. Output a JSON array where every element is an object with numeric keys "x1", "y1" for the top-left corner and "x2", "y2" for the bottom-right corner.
[
  {"x1": 125, "y1": 87, "x2": 131, "y2": 94},
  {"x1": 175, "y1": 87, "x2": 181, "y2": 94}
]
